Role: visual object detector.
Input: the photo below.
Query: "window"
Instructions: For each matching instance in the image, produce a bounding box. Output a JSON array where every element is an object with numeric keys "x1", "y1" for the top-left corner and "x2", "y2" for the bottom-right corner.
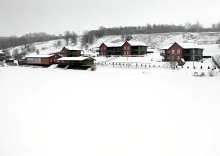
[
  {"x1": 27, "y1": 58, "x2": 41, "y2": 63},
  {"x1": 177, "y1": 56, "x2": 180, "y2": 60},
  {"x1": 127, "y1": 46, "x2": 130, "y2": 50},
  {"x1": 177, "y1": 49, "x2": 180, "y2": 54},
  {"x1": 171, "y1": 56, "x2": 175, "y2": 60},
  {"x1": 172, "y1": 50, "x2": 175, "y2": 54},
  {"x1": 124, "y1": 46, "x2": 127, "y2": 50}
]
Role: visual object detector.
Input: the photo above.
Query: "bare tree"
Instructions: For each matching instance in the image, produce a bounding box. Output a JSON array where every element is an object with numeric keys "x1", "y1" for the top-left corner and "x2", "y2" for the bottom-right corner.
[
  {"x1": 170, "y1": 56, "x2": 178, "y2": 69},
  {"x1": 53, "y1": 40, "x2": 62, "y2": 48},
  {"x1": 64, "y1": 31, "x2": 71, "y2": 45},
  {"x1": 170, "y1": 61, "x2": 177, "y2": 69},
  {"x1": 212, "y1": 55, "x2": 220, "y2": 69},
  {"x1": 81, "y1": 31, "x2": 94, "y2": 47},
  {"x1": 70, "y1": 31, "x2": 78, "y2": 45},
  {"x1": 195, "y1": 21, "x2": 203, "y2": 32},
  {"x1": 12, "y1": 49, "x2": 22, "y2": 60}
]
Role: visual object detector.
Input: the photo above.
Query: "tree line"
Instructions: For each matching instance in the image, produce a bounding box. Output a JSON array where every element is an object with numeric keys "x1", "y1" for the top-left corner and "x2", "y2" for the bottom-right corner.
[
  {"x1": 0, "y1": 31, "x2": 79, "y2": 50},
  {"x1": 81, "y1": 22, "x2": 220, "y2": 46},
  {"x1": 0, "y1": 32, "x2": 64, "y2": 50}
]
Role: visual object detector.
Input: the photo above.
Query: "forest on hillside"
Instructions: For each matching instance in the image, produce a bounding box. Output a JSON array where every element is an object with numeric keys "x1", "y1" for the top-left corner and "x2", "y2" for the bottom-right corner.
[
  {"x1": 0, "y1": 32, "x2": 63, "y2": 50},
  {"x1": 0, "y1": 31, "x2": 79, "y2": 50},
  {"x1": 81, "y1": 22, "x2": 220, "y2": 46}
]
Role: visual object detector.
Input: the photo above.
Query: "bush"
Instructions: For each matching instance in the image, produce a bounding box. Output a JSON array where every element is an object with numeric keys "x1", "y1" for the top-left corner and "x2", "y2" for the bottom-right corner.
[
  {"x1": 7, "y1": 62, "x2": 17, "y2": 66},
  {"x1": 90, "y1": 64, "x2": 96, "y2": 71},
  {"x1": 208, "y1": 70, "x2": 214, "y2": 77},
  {"x1": 208, "y1": 66, "x2": 210, "y2": 69}
]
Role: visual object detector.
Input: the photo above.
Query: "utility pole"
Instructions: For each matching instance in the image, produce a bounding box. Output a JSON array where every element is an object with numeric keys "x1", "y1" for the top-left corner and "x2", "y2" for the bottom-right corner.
[{"x1": 193, "y1": 48, "x2": 195, "y2": 69}]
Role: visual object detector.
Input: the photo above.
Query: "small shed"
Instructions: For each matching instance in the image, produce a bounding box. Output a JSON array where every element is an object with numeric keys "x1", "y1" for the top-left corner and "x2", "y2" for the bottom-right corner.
[
  {"x1": 57, "y1": 57, "x2": 95, "y2": 70},
  {"x1": 25, "y1": 54, "x2": 61, "y2": 66},
  {"x1": 178, "y1": 58, "x2": 185, "y2": 66}
]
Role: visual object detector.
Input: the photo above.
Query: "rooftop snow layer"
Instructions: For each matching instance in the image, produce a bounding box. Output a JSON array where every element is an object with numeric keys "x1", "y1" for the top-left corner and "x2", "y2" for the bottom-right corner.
[
  {"x1": 25, "y1": 55, "x2": 53, "y2": 58},
  {"x1": 127, "y1": 41, "x2": 148, "y2": 46},
  {"x1": 101, "y1": 41, "x2": 148, "y2": 47},
  {"x1": 65, "y1": 46, "x2": 82, "y2": 51},
  {"x1": 161, "y1": 42, "x2": 203, "y2": 49},
  {"x1": 57, "y1": 57, "x2": 94, "y2": 61},
  {"x1": 102, "y1": 42, "x2": 124, "y2": 47}
]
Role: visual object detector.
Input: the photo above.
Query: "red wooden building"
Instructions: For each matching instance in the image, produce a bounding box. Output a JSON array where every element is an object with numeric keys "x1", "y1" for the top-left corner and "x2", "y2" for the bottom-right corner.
[
  {"x1": 161, "y1": 42, "x2": 203, "y2": 65},
  {"x1": 99, "y1": 42, "x2": 123, "y2": 56},
  {"x1": 25, "y1": 54, "x2": 61, "y2": 66},
  {"x1": 99, "y1": 41, "x2": 148, "y2": 56},
  {"x1": 60, "y1": 46, "x2": 82, "y2": 57},
  {"x1": 122, "y1": 41, "x2": 148, "y2": 55}
]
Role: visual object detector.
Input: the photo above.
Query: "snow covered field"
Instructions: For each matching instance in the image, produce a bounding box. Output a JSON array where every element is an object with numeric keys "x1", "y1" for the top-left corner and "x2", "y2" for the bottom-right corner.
[{"x1": 0, "y1": 66, "x2": 220, "y2": 156}]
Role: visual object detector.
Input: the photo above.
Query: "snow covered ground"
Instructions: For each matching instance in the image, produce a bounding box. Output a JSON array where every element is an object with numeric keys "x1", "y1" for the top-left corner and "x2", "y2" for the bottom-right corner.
[{"x1": 0, "y1": 66, "x2": 220, "y2": 156}]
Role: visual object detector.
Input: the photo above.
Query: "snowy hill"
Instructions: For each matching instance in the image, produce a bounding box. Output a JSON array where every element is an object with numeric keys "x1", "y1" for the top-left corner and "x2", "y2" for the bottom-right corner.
[
  {"x1": 7, "y1": 39, "x2": 66, "y2": 56},
  {"x1": 89, "y1": 32, "x2": 220, "y2": 57},
  {"x1": 4, "y1": 32, "x2": 220, "y2": 58},
  {"x1": 6, "y1": 37, "x2": 98, "y2": 57}
]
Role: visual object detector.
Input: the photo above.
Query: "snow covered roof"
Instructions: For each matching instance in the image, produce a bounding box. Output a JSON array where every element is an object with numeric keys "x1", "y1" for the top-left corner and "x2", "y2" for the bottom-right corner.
[
  {"x1": 57, "y1": 57, "x2": 94, "y2": 61},
  {"x1": 161, "y1": 42, "x2": 203, "y2": 50},
  {"x1": 25, "y1": 55, "x2": 53, "y2": 58},
  {"x1": 178, "y1": 43, "x2": 203, "y2": 49},
  {"x1": 102, "y1": 42, "x2": 124, "y2": 47},
  {"x1": 161, "y1": 44, "x2": 173, "y2": 50},
  {"x1": 181, "y1": 58, "x2": 185, "y2": 62},
  {"x1": 64, "y1": 46, "x2": 81, "y2": 51},
  {"x1": 101, "y1": 41, "x2": 148, "y2": 47},
  {"x1": 127, "y1": 41, "x2": 148, "y2": 46}
]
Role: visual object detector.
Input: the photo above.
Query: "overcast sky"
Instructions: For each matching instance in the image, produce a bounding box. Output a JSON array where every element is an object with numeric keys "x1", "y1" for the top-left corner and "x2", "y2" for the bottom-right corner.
[{"x1": 0, "y1": 0, "x2": 219, "y2": 36}]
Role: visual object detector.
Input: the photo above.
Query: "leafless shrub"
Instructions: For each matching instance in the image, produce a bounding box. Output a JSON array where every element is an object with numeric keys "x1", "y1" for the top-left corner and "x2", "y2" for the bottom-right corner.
[
  {"x1": 208, "y1": 70, "x2": 214, "y2": 77},
  {"x1": 90, "y1": 64, "x2": 96, "y2": 71}
]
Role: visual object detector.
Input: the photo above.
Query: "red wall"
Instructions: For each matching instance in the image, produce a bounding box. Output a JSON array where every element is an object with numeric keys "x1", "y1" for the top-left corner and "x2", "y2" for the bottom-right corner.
[
  {"x1": 100, "y1": 44, "x2": 107, "y2": 55},
  {"x1": 169, "y1": 43, "x2": 183, "y2": 61},
  {"x1": 122, "y1": 42, "x2": 132, "y2": 55},
  {"x1": 25, "y1": 55, "x2": 61, "y2": 65}
]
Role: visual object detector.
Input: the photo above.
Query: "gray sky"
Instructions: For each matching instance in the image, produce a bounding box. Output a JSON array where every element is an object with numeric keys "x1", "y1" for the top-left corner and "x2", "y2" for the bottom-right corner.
[{"x1": 0, "y1": 0, "x2": 219, "y2": 36}]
